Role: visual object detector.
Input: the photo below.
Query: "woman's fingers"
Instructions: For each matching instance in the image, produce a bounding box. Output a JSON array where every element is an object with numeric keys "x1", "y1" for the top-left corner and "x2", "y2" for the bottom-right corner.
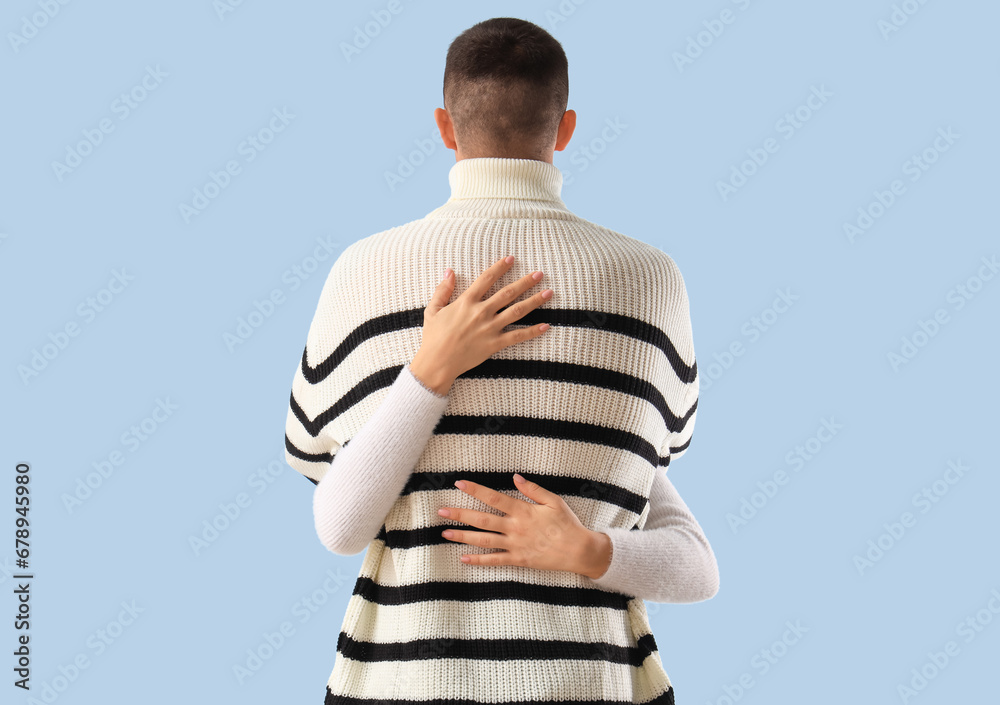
[
  {"x1": 492, "y1": 285, "x2": 553, "y2": 329},
  {"x1": 494, "y1": 320, "x2": 551, "y2": 349},
  {"x1": 424, "y1": 267, "x2": 455, "y2": 316},
  {"x1": 440, "y1": 527, "x2": 509, "y2": 552},
  {"x1": 483, "y1": 268, "x2": 548, "y2": 317},
  {"x1": 461, "y1": 255, "x2": 515, "y2": 304},
  {"x1": 453, "y1": 478, "x2": 523, "y2": 516}
]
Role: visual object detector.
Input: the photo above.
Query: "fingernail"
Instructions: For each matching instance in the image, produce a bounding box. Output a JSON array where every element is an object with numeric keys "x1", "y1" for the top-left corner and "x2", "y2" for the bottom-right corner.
[
  {"x1": 442, "y1": 268, "x2": 450, "y2": 280},
  {"x1": 504, "y1": 256, "x2": 514, "y2": 264},
  {"x1": 541, "y1": 290, "x2": 553, "y2": 299},
  {"x1": 460, "y1": 555, "x2": 471, "y2": 563},
  {"x1": 513, "y1": 473, "x2": 523, "y2": 482},
  {"x1": 437, "y1": 508, "x2": 450, "y2": 516},
  {"x1": 454, "y1": 480, "x2": 466, "y2": 489}
]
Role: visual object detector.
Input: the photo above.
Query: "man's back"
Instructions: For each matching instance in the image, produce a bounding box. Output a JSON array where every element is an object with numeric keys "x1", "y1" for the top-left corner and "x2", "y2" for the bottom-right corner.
[{"x1": 285, "y1": 157, "x2": 697, "y2": 703}]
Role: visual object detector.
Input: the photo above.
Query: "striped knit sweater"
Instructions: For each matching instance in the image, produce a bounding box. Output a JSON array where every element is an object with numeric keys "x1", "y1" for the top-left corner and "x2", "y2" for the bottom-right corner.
[
  {"x1": 306, "y1": 360, "x2": 717, "y2": 605},
  {"x1": 284, "y1": 157, "x2": 705, "y2": 703}
]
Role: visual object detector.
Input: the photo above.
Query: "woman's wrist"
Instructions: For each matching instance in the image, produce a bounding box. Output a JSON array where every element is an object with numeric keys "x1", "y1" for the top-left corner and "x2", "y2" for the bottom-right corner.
[
  {"x1": 577, "y1": 529, "x2": 613, "y2": 580},
  {"x1": 408, "y1": 354, "x2": 455, "y2": 397}
]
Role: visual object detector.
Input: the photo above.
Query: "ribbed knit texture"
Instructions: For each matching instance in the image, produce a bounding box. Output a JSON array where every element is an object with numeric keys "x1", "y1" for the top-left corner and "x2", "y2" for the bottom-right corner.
[
  {"x1": 311, "y1": 361, "x2": 718, "y2": 603},
  {"x1": 284, "y1": 157, "x2": 703, "y2": 704}
]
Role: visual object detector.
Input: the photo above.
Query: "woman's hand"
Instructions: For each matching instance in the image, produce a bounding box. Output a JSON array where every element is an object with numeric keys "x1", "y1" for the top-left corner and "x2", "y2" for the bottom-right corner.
[
  {"x1": 436, "y1": 473, "x2": 613, "y2": 579},
  {"x1": 409, "y1": 255, "x2": 553, "y2": 396}
]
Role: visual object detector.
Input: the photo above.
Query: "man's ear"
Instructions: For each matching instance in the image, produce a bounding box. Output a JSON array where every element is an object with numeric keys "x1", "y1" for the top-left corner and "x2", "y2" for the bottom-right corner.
[
  {"x1": 555, "y1": 109, "x2": 577, "y2": 152},
  {"x1": 435, "y1": 108, "x2": 458, "y2": 150}
]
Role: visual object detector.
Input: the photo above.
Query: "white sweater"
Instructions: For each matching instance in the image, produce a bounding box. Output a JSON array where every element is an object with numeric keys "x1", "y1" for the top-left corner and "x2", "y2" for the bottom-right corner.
[{"x1": 284, "y1": 157, "x2": 715, "y2": 703}]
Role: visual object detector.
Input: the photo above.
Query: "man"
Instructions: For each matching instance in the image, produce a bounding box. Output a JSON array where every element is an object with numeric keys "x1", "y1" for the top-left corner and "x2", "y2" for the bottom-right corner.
[{"x1": 284, "y1": 16, "x2": 716, "y2": 704}]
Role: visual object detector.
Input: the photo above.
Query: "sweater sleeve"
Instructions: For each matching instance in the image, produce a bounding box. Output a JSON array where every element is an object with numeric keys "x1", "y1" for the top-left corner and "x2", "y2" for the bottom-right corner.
[
  {"x1": 652, "y1": 253, "x2": 699, "y2": 466},
  {"x1": 283, "y1": 250, "x2": 354, "y2": 483},
  {"x1": 588, "y1": 249, "x2": 711, "y2": 603},
  {"x1": 311, "y1": 363, "x2": 449, "y2": 555},
  {"x1": 284, "y1": 245, "x2": 428, "y2": 484},
  {"x1": 588, "y1": 469, "x2": 719, "y2": 603}
]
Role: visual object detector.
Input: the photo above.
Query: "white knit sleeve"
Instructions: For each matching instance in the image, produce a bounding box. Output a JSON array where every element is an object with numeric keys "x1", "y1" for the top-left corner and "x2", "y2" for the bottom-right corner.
[
  {"x1": 311, "y1": 363, "x2": 449, "y2": 555},
  {"x1": 666, "y1": 374, "x2": 699, "y2": 463},
  {"x1": 283, "y1": 253, "x2": 352, "y2": 483},
  {"x1": 284, "y1": 247, "x2": 431, "y2": 485},
  {"x1": 655, "y1": 253, "x2": 699, "y2": 465},
  {"x1": 589, "y1": 469, "x2": 719, "y2": 603}
]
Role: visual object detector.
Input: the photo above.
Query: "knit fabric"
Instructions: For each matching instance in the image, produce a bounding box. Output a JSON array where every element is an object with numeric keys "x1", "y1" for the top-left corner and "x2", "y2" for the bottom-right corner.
[
  {"x1": 284, "y1": 157, "x2": 702, "y2": 703},
  {"x1": 310, "y1": 361, "x2": 718, "y2": 603}
]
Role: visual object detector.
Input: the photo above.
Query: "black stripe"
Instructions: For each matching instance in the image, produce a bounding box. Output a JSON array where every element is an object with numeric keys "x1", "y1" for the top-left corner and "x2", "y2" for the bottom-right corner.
[
  {"x1": 284, "y1": 433, "x2": 332, "y2": 465},
  {"x1": 325, "y1": 683, "x2": 674, "y2": 705},
  {"x1": 403, "y1": 470, "x2": 649, "y2": 515},
  {"x1": 301, "y1": 306, "x2": 696, "y2": 385},
  {"x1": 334, "y1": 630, "x2": 660, "y2": 667},
  {"x1": 301, "y1": 309, "x2": 422, "y2": 385},
  {"x1": 290, "y1": 366, "x2": 401, "y2": 438},
  {"x1": 437, "y1": 414, "x2": 660, "y2": 466},
  {"x1": 293, "y1": 358, "x2": 696, "y2": 441},
  {"x1": 289, "y1": 409, "x2": 661, "y2": 469},
  {"x1": 353, "y1": 573, "x2": 635, "y2": 608},
  {"x1": 657, "y1": 442, "x2": 692, "y2": 468},
  {"x1": 379, "y1": 521, "x2": 648, "y2": 551},
  {"x1": 670, "y1": 435, "x2": 692, "y2": 455},
  {"x1": 384, "y1": 523, "x2": 630, "y2": 552},
  {"x1": 462, "y1": 358, "x2": 697, "y2": 435}
]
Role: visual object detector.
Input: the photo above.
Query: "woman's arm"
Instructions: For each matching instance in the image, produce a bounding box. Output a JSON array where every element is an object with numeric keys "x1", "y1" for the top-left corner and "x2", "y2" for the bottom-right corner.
[
  {"x1": 588, "y1": 469, "x2": 720, "y2": 603},
  {"x1": 312, "y1": 363, "x2": 449, "y2": 555}
]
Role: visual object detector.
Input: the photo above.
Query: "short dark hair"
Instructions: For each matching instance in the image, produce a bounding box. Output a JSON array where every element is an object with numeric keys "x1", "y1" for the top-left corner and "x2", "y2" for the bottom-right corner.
[{"x1": 443, "y1": 17, "x2": 569, "y2": 158}]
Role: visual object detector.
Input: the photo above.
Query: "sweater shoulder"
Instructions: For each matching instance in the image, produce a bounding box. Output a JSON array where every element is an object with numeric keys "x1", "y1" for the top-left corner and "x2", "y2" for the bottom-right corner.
[
  {"x1": 328, "y1": 214, "x2": 690, "y2": 306},
  {"x1": 571, "y1": 218, "x2": 689, "y2": 292}
]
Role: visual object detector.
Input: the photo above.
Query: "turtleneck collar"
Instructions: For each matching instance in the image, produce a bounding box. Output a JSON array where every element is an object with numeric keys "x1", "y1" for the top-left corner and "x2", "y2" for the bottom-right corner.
[{"x1": 445, "y1": 157, "x2": 566, "y2": 204}]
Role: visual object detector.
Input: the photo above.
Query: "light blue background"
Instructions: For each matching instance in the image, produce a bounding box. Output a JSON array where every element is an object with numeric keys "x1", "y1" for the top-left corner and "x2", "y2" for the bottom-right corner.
[{"x1": 2, "y1": 1, "x2": 998, "y2": 703}]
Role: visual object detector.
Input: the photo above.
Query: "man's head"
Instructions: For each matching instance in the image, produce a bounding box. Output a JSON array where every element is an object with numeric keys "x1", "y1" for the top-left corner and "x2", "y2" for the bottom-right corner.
[{"x1": 436, "y1": 17, "x2": 576, "y2": 163}]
